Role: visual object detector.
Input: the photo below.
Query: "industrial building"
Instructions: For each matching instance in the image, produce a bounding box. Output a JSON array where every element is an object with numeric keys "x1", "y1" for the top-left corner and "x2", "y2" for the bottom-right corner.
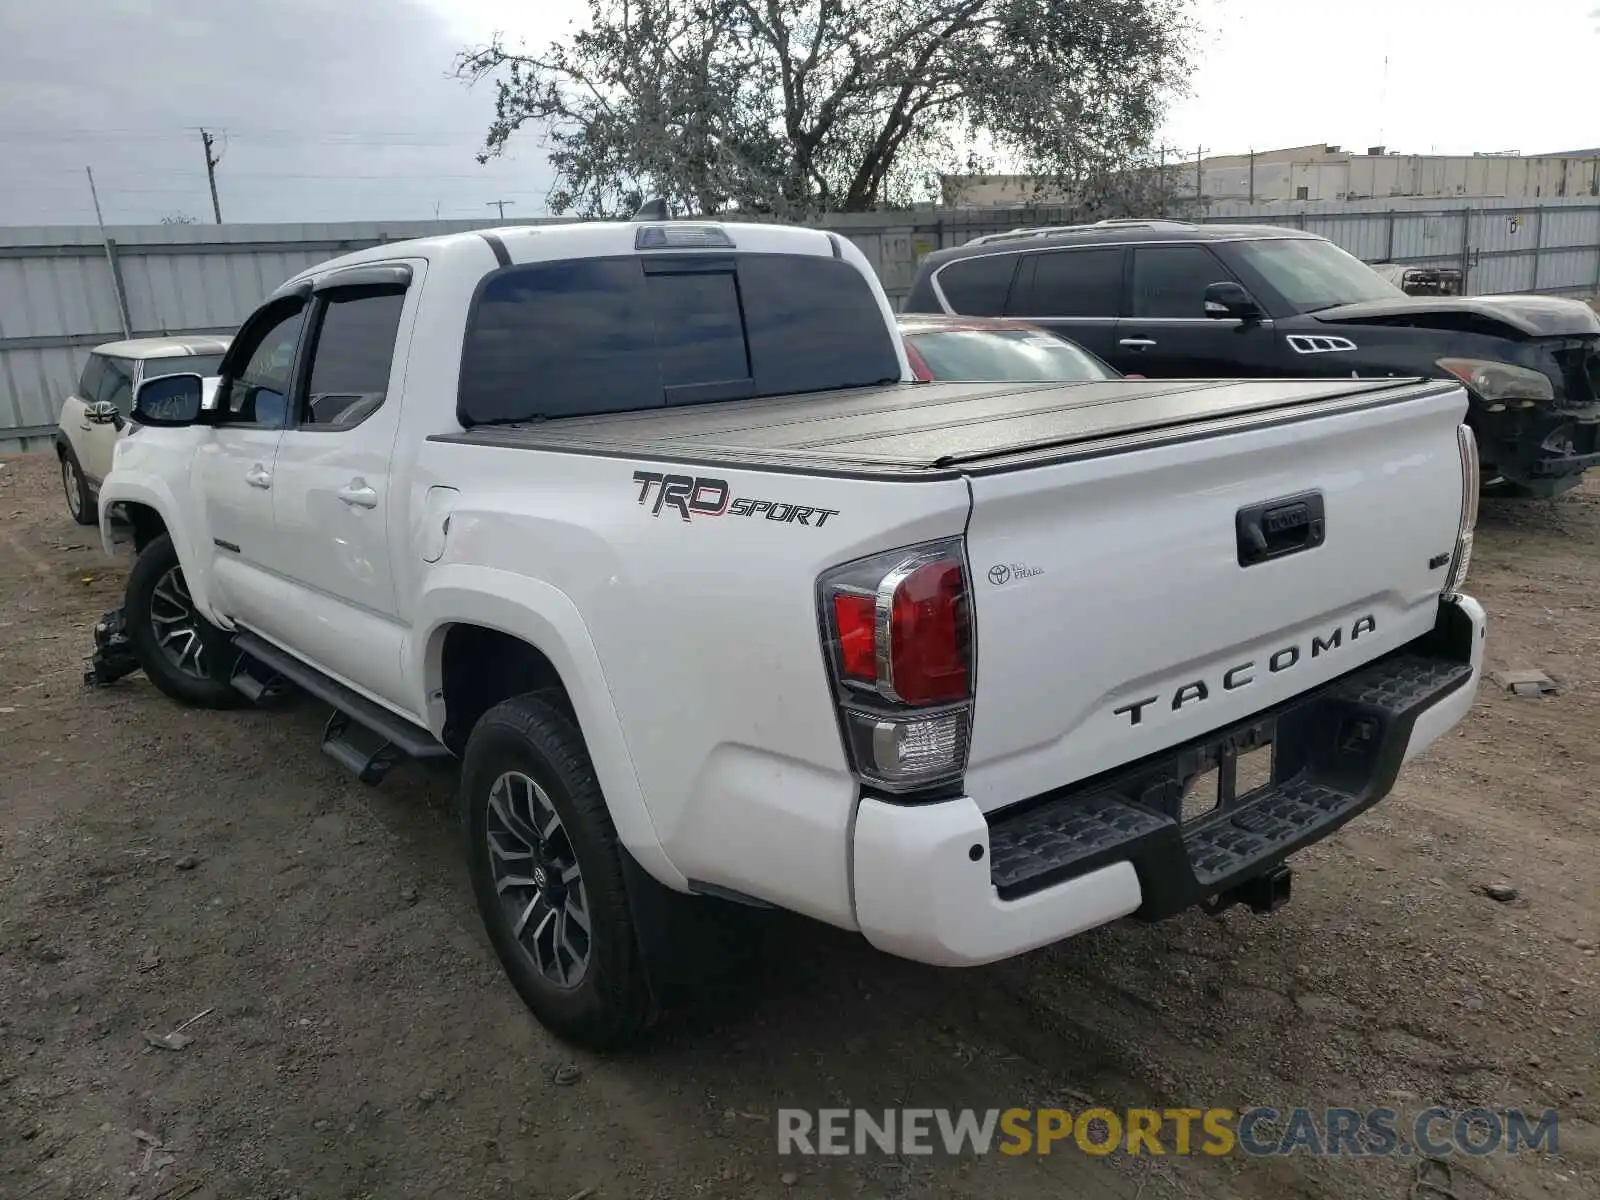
[{"x1": 943, "y1": 144, "x2": 1600, "y2": 207}]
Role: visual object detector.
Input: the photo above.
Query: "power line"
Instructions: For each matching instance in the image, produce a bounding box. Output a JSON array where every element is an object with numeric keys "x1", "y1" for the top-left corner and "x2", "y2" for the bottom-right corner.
[
  {"x1": 0, "y1": 127, "x2": 489, "y2": 144},
  {"x1": 16, "y1": 170, "x2": 545, "y2": 184}
]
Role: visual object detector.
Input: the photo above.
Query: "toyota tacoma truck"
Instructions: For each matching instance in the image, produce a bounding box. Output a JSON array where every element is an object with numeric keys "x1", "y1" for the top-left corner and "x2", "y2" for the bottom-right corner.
[{"x1": 92, "y1": 215, "x2": 1486, "y2": 1048}]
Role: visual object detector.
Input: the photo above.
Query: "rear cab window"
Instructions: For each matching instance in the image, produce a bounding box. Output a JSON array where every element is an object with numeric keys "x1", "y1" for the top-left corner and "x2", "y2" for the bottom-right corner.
[{"x1": 457, "y1": 252, "x2": 902, "y2": 424}]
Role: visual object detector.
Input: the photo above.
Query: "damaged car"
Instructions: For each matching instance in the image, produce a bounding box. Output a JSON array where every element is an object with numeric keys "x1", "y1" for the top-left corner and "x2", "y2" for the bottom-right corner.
[{"x1": 906, "y1": 222, "x2": 1600, "y2": 497}]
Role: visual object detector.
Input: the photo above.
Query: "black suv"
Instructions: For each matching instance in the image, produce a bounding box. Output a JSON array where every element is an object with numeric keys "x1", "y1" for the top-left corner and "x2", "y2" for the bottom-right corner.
[{"x1": 905, "y1": 220, "x2": 1600, "y2": 497}]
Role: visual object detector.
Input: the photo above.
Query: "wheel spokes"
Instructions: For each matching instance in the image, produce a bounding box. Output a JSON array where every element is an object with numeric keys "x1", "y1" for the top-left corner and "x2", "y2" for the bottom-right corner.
[
  {"x1": 486, "y1": 770, "x2": 591, "y2": 989},
  {"x1": 149, "y1": 567, "x2": 210, "y2": 679}
]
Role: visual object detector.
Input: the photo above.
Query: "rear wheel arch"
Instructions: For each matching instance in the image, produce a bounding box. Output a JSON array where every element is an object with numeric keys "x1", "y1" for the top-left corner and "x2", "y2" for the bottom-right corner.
[
  {"x1": 435, "y1": 623, "x2": 580, "y2": 755},
  {"x1": 414, "y1": 584, "x2": 684, "y2": 890}
]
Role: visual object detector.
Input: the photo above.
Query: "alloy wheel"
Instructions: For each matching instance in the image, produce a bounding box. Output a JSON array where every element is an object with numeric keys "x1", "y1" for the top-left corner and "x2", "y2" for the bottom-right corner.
[
  {"x1": 486, "y1": 770, "x2": 592, "y2": 988},
  {"x1": 149, "y1": 567, "x2": 210, "y2": 679}
]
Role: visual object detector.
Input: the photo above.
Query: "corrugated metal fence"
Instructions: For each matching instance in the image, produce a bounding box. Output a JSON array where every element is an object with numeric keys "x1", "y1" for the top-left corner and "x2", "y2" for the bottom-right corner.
[{"x1": 5, "y1": 197, "x2": 1600, "y2": 450}]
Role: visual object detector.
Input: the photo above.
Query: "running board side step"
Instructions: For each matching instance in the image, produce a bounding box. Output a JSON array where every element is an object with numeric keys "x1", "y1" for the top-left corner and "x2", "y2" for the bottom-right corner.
[
  {"x1": 231, "y1": 630, "x2": 452, "y2": 784},
  {"x1": 229, "y1": 653, "x2": 297, "y2": 706}
]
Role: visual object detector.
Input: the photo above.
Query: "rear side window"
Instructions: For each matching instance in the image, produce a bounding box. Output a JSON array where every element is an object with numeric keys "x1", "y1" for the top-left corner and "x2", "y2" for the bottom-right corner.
[
  {"x1": 1130, "y1": 245, "x2": 1232, "y2": 319},
  {"x1": 300, "y1": 289, "x2": 407, "y2": 427},
  {"x1": 457, "y1": 253, "x2": 900, "y2": 424},
  {"x1": 1013, "y1": 248, "x2": 1125, "y2": 317},
  {"x1": 935, "y1": 254, "x2": 1016, "y2": 316}
]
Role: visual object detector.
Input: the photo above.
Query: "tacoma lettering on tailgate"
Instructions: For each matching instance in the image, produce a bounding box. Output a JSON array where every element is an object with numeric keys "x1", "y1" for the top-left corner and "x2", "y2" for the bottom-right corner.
[{"x1": 1113, "y1": 615, "x2": 1377, "y2": 727}]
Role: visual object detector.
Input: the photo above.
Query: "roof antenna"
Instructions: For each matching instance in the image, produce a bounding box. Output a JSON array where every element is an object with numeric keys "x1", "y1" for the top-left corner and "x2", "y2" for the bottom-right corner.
[{"x1": 632, "y1": 197, "x2": 670, "y2": 221}]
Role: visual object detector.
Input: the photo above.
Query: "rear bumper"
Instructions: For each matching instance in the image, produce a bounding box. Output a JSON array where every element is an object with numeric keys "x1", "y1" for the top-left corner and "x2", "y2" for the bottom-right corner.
[{"x1": 851, "y1": 594, "x2": 1485, "y2": 968}]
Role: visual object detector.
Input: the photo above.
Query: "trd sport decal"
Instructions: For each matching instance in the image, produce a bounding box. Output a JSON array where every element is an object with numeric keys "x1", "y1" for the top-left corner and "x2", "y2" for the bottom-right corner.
[{"x1": 632, "y1": 471, "x2": 840, "y2": 527}]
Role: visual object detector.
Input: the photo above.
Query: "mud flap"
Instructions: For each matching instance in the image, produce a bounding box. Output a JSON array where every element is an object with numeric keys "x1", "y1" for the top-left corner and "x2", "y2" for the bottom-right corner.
[
  {"x1": 83, "y1": 607, "x2": 142, "y2": 688},
  {"x1": 618, "y1": 848, "x2": 762, "y2": 1025}
]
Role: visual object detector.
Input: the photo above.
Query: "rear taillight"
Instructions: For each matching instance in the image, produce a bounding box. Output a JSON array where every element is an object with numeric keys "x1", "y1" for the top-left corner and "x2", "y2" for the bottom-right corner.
[
  {"x1": 1444, "y1": 423, "x2": 1478, "y2": 599},
  {"x1": 818, "y1": 538, "x2": 973, "y2": 792}
]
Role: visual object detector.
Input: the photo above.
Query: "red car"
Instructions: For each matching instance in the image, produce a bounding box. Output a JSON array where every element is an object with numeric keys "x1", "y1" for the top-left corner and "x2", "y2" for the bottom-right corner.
[{"x1": 897, "y1": 314, "x2": 1134, "y2": 382}]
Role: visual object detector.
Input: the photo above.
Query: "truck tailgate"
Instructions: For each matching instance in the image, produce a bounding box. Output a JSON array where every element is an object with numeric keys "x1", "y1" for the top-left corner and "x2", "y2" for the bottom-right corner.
[{"x1": 961, "y1": 380, "x2": 1469, "y2": 813}]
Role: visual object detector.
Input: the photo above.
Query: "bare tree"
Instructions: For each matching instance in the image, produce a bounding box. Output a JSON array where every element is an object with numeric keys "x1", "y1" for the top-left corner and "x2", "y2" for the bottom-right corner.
[{"x1": 455, "y1": 0, "x2": 1196, "y2": 220}]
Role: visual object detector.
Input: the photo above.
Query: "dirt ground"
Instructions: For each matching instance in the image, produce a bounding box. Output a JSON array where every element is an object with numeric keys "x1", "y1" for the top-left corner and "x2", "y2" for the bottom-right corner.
[{"x1": 1, "y1": 449, "x2": 1596, "y2": 1200}]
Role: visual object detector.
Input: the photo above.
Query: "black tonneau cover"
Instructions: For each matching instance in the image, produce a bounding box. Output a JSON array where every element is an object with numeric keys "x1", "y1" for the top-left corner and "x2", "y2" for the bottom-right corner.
[{"x1": 436, "y1": 376, "x2": 1456, "y2": 478}]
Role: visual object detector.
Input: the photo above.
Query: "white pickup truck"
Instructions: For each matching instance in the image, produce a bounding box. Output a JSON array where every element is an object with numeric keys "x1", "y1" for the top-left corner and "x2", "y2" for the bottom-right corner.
[{"x1": 95, "y1": 216, "x2": 1486, "y2": 1048}]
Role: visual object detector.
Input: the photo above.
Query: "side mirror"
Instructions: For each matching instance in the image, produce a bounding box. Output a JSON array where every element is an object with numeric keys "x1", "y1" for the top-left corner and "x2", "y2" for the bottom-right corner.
[
  {"x1": 1204, "y1": 281, "x2": 1263, "y2": 322},
  {"x1": 84, "y1": 399, "x2": 124, "y2": 429},
  {"x1": 131, "y1": 372, "x2": 204, "y2": 427}
]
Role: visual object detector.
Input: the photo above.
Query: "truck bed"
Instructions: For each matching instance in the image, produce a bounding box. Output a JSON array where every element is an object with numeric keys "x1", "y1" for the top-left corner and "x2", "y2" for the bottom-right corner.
[{"x1": 436, "y1": 376, "x2": 1457, "y2": 479}]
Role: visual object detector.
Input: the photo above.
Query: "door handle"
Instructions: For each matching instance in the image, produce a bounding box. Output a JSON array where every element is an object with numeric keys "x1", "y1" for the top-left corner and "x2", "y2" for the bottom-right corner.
[
  {"x1": 1118, "y1": 337, "x2": 1158, "y2": 349},
  {"x1": 337, "y1": 480, "x2": 379, "y2": 509},
  {"x1": 245, "y1": 464, "x2": 272, "y2": 489}
]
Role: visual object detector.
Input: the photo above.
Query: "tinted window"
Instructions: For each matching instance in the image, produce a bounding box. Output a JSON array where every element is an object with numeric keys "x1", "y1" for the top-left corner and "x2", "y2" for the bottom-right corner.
[
  {"x1": 459, "y1": 258, "x2": 657, "y2": 421},
  {"x1": 222, "y1": 303, "x2": 306, "y2": 427},
  {"x1": 936, "y1": 254, "x2": 1016, "y2": 316},
  {"x1": 77, "y1": 354, "x2": 107, "y2": 401},
  {"x1": 98, "y1": 357, "x2": 137, "y2": 414},
  {"x1": 457, "y1": 253, "x2": 901, "y2": 425},
  {"x1": 302, "y1": 289, "x2": 407, "y2": 427},
  {"x1": 142, "y1": 354, "x2": 224, "y2": 382},
  {"x1": 903, "y1": 328, "x2": 1119, "y2": 382},
  {"x1": 647, "y1": 270, "x2": 749, "y2": 392},
  {"x1": 736, "y1": 254, "x2": 900, "y2": 399},
  {"x1": 1015, "y1": 248, "x2": 1124, "y2": 317},
  {"x1": 1130, "y1": 245, "x2": 1232, "y2": 319}
]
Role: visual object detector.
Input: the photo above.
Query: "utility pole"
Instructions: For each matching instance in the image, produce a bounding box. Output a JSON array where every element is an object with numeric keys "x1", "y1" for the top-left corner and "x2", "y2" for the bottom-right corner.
[
  {"x1": 198, "y1": 128, "x2": 223, "y2": 223},
  {"x1": 1195, "y1": 144, "x2": 1208, "y2": 201},
  {"x1": 86, "y1": 166, "x2": 131, "y2": 338},
  {"x1": 486, "y1": 199, "x2": 515, "y2": 220},
  {"x1": 1248, "y1": 148, "x2": 1256, "y2": 205},
  {"x1": 1152, "y1": 144, "x2": 1184, "y2": 211}
]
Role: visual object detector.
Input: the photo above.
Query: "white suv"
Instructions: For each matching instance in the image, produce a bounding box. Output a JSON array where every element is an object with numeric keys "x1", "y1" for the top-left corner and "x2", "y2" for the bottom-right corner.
[{"x1": 55, "y1": 336, "x2": 230, "y2": 524}]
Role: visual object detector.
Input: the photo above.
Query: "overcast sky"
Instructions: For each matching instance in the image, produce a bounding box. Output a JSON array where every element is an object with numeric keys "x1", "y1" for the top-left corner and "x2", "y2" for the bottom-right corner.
[{"x1": 2, "y1": 0, "x2": 1596, "y2": 227}]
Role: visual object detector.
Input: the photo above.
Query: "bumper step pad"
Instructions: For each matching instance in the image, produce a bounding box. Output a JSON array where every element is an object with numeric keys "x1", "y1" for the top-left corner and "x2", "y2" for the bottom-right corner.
[{"x1": 985, "y1": 647, "x2": 1474, "y2": 918}]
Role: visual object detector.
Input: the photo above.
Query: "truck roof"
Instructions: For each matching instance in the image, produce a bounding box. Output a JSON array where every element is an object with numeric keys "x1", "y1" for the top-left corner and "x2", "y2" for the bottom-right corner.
[{"x1": 281, "y1": 220, "x2": 845, "y2": 286}]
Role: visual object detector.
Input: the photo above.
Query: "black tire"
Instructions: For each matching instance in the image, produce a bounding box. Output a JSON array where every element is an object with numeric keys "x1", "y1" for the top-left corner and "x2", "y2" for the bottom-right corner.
[
  {"x1": 123, "y1": 533, "x2": 243, "y2": 708},
  {"x1": 463, "y1": 693, "x2": 654, "y2": 1050},
  {"x1": 58, "y1": 446, "x2": 96, "y2": 526}
]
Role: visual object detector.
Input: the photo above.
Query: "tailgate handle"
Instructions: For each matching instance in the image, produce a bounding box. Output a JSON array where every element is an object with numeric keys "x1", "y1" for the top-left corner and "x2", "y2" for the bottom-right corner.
[{"x1": 1236, "y1": 491, "x2": 1325, "y2": 567}]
